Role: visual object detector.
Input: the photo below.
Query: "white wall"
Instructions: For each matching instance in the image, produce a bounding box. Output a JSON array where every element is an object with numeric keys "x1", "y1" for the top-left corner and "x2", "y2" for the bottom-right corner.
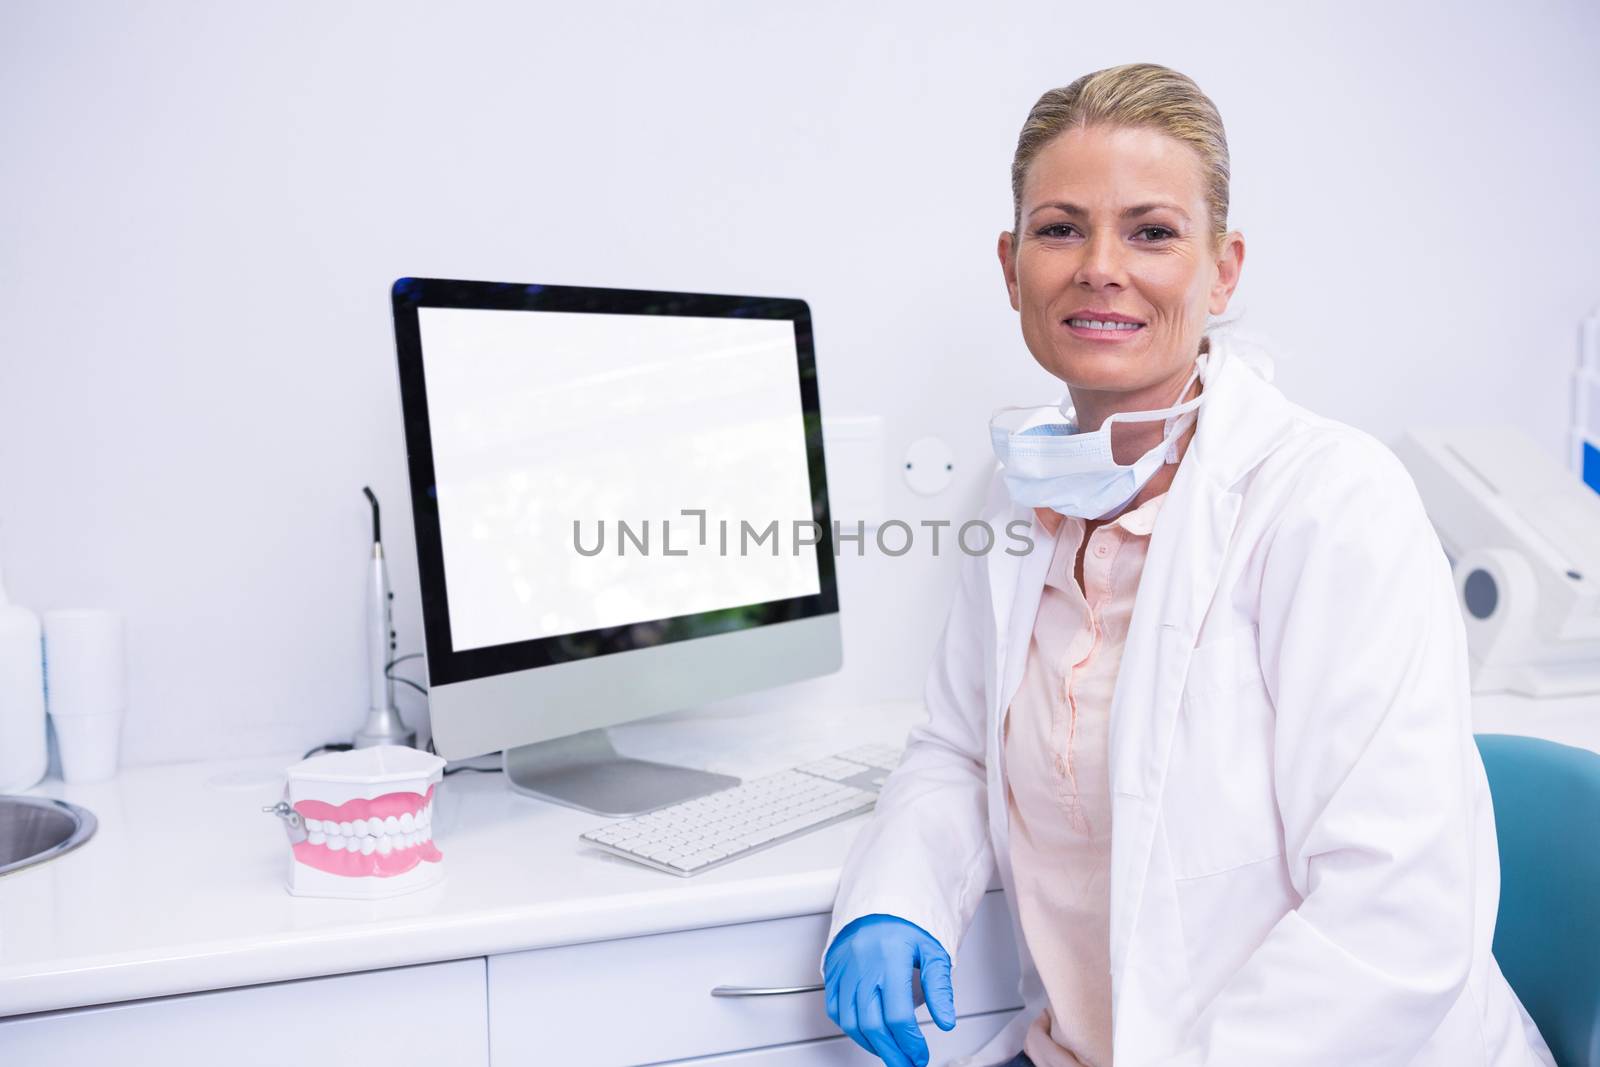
[{"x1": 2, "y1": 0, "x2": 1597, "y2": 767}]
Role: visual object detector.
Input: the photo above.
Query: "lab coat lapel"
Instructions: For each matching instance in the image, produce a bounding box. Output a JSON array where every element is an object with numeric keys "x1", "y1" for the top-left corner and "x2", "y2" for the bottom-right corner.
[
  {"x1": 985, "y1": 503, "x2": 1055, "y2": 735},
  {"x1": 1104, "y1": 340, "x2": 1306, "y2": 1060},
  {"x1": 1105, "y1": 351, "x2": 1249, "y2": 988}
]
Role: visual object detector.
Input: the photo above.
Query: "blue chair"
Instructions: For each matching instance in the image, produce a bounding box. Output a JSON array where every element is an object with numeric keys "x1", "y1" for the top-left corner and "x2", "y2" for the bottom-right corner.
[{"x1": 1476, "y1": 733, "x2": 1600, "y2": 1067}]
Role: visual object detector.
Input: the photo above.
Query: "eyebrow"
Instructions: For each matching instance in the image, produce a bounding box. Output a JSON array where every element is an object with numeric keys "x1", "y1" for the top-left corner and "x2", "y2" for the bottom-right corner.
[{"x1": 1029, "y1": 201, "x2": 1191, "y2": 222}]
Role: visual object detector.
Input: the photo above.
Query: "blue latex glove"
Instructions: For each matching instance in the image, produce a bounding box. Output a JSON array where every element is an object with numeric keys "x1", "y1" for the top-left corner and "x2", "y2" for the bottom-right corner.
[{"x1": 824, "y1": 913, "x2": 957, "y2": 1067}]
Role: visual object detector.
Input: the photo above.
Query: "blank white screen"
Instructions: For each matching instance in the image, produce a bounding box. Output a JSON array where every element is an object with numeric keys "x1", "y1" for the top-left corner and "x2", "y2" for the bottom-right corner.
[{"x1": 418, "y1": 306, "x2": 821, "y2": 652}]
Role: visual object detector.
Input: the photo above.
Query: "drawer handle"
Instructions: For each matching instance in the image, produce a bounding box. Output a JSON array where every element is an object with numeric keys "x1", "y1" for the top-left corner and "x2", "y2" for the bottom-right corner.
[{"x1": 711, "y1": 981, "x2": 927, "y2": 1007}]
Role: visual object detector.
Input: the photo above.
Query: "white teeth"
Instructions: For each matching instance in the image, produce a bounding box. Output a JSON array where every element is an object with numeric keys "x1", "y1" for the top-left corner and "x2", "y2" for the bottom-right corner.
[
  {"x1": 303, "y1": 812, "x2": 440, "y2": 852},
  {"x1": 294, "y1": 809, "x2": 444, "y2": 854},
  {"x1": 1069, "y1": 318, "x2": 1141, "y2": 331},
  {"x1": 310, "y1": 831, "x2": 423, "y2": 853}
]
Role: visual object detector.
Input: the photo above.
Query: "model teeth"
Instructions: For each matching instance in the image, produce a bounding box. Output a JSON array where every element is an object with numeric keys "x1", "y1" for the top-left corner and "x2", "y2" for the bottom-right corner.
[
  {"x1": 1069, "y1": 318, "x2": 1141, "y2": 330},
  {"x1": 299, "y1": 802, "x2": 433, "y2": 853}
]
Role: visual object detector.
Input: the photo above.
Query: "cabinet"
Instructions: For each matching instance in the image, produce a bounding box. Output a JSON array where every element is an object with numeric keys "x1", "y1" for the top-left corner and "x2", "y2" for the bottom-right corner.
[
  {"x1": 488, "y1": 890, "x2": 1023, "y2": 1066},
  {"x1": 0, "y1": 957, "x2": 489, "y2": 1066},
  {"x1": 0, "y1": 893, "x2": 1024, "y2": 1067}
]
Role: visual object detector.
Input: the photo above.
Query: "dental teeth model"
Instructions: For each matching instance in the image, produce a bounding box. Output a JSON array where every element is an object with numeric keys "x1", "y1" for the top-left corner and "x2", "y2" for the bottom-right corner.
[
  {"x1": 297, "y1": 787, "x2": 439, "y2": 871},
  {"x1": 268, "y1": 745, "x2": 446, "y2": 899}
]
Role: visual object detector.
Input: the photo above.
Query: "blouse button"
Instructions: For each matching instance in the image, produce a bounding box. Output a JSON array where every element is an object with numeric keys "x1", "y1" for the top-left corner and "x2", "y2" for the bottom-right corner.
[{"x1": 1094, "y1": 543, "x2": 1111, "y2": 558}]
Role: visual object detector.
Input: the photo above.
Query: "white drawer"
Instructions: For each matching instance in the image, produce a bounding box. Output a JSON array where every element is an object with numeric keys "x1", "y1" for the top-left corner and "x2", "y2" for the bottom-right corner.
[
  {"x1": 488, "y1": 890, "x2": 1022, "y2": 1066},
  {"x1": 645, "y1": 1007, "x2": 1022, "y2": 1066},
  {"x1": 0, "y1": 958, "x2": 489, "y2": 1067}
]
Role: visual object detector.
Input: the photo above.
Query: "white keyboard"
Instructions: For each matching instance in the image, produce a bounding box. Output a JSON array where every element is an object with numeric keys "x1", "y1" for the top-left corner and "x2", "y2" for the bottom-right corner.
[{"x1": 579, "y1": 743, "x2": 904, "y2": 876}]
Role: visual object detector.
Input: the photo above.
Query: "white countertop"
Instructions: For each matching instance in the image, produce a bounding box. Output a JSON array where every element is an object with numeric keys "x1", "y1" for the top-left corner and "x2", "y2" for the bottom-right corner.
[
  {"x1": 1471, "y1": 691, "x2": 1600, "y2": 752},
  {"x1": 0, "y1": 699, "x2": 926, "y2": 1018},
  {"x1": 4, "y1": 690, "x2": 1596, "y2": 1020}
]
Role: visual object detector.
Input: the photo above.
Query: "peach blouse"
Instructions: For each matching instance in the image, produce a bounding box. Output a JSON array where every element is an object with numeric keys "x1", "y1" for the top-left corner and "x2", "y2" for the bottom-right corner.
[{"x1": 1003, "y1": 491, "x2": 1168, "y2": 1067}]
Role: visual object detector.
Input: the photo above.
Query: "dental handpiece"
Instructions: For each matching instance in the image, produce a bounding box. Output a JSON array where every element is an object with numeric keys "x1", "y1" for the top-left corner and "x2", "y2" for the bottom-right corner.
[{"x1": 354, "y1": 487, "x2": 413, "y2": 749}]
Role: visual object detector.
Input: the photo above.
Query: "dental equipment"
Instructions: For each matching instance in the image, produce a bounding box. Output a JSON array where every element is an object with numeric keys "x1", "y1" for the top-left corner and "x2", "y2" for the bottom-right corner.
[
  {"x1": 1572, "y1": 304, "x2": 1600, "y2": 494},
  {"x1": 353, "y1": 487, "x2": 415, "y2": 749},
  {"x1": 1397, "y1": 425, "x2": 1600, "y2": 697}
]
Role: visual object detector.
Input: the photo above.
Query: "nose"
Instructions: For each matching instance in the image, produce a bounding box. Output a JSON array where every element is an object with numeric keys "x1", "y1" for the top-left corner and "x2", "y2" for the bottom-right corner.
[{"x1": 1074, "y1": 229, "x2": 1125, "y2": 290}]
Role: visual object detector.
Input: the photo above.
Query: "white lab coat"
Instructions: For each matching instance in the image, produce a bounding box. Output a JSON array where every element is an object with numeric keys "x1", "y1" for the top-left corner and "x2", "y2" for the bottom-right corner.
[{"x1": 823, "y1": 333, "x2": 1558, "y2": 1067}]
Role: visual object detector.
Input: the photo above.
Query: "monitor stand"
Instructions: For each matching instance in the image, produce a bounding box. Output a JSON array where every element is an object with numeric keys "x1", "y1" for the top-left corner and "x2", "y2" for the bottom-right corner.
[{"x1": 502, "y1": 727, "x2": 741, "y2": 817}]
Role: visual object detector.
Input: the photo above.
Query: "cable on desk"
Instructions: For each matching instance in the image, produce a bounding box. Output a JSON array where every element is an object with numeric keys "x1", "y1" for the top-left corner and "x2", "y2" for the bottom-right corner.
[{"x1": 426, "y1": 736, "x2": 503, "y2": 776}]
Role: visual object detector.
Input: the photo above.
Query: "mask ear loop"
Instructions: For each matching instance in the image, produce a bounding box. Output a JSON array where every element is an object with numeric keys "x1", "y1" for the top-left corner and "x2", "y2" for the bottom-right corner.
[
  {"x1": 1095, "y1": 353, "x2": 1207, "y2": 475},
  {"x1": 1098, "y1": 354, "x2": 1208, "y2": 430},
  {"x1": 991, "y1": 401, "x2": 1075, "y2": 436},
  {"x1": 1159, "y1": 408, "x2": 1199, "y2": 463},
  {"x1": 1157, "y1": 354, "x2": 1208, "y2": 460},
  {"x1": 1005, "y1": 349, "x2": 1209, "y2": 437}
]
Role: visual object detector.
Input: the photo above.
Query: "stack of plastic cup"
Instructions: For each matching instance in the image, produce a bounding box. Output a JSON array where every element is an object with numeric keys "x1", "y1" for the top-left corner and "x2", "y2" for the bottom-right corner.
[{"x1": 43, "y1": 610, "x2": 126, "y2": 784}]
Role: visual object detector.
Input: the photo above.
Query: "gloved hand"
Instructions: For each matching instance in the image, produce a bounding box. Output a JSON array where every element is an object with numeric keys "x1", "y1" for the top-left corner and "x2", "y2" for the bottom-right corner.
[{"x1": 823, "y1": 913, "x2": 957, "y2": 1067}]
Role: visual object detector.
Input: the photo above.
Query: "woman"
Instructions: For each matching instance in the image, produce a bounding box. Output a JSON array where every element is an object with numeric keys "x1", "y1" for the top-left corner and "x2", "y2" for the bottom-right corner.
[{"x1": 820, "y1": 64, "x2": 1557, "y2": 1067}]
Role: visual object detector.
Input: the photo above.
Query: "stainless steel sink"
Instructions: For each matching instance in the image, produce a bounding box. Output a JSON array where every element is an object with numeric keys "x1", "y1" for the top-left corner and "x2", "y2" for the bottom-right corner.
[{"x1": 0, "y1": 796, "x2": 97, "y2": 877}]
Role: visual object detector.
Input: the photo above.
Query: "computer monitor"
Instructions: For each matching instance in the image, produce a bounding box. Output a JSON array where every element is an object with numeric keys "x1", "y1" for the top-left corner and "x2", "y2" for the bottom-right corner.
[{"x1": 390, "y1": 278, "x2": 842, "y2": 815}]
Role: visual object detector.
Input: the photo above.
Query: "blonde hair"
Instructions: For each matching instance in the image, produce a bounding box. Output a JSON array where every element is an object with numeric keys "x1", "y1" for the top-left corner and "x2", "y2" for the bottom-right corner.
[{"x1": 1010, "y1": 63, "x2": 1231, "y2": 252}]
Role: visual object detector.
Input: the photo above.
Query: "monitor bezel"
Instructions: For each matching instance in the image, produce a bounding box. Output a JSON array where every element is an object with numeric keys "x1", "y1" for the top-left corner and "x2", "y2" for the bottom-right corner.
[{"x1": 390, "y1": 277, "x2": 840, "y2": 688}]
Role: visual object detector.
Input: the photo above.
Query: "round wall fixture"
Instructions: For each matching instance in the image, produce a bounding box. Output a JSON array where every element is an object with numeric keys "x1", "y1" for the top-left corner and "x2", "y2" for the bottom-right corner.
[{"x1": 903, "y1": 437, "x2": 955, "y2": 496}]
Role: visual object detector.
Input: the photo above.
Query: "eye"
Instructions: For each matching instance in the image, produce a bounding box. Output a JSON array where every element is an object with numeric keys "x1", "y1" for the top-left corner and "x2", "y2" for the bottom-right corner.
[
  {"x1": 1136, "y1": 225, "x2": 1176, "y2": 241},
  {"x1": 1034, "y1": 223, "x2": 1077, "y2": 238}
]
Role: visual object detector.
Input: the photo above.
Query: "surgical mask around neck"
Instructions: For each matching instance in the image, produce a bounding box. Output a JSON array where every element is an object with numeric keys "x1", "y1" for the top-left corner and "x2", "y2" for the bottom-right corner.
[{"x1": 989, "y1": 355, "x2": 1207, "y2": 521}]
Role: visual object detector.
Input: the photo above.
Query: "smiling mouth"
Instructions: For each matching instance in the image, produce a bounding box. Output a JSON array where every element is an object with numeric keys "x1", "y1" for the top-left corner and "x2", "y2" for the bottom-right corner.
[
  {"x1": 1065, "y1": 317, "x2": 1144, "y2": 331},
  {"x1": 1063, "y1": 317, "x2": 1146, "y2": 340}
]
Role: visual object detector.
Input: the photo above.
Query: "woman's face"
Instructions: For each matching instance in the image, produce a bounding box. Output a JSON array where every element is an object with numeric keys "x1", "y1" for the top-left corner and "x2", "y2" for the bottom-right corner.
[{"x1": 998, "y1": 124, "x2": 1244, "y2": 415}]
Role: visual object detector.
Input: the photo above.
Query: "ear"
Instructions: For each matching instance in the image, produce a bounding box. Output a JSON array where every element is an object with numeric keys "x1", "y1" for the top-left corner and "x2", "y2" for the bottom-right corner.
[
  {"x1": 998, "y1": 230, "x2": 1021, "y2": 312},
  {"x1": 1208, "y1": 231, "x2": 1245, "y2": 315}
]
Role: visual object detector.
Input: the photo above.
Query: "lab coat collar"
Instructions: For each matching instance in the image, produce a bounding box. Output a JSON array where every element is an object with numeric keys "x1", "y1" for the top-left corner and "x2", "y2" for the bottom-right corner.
[{"x1": 980, "y1": 330, "x2": 1294, "y2": 669}]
